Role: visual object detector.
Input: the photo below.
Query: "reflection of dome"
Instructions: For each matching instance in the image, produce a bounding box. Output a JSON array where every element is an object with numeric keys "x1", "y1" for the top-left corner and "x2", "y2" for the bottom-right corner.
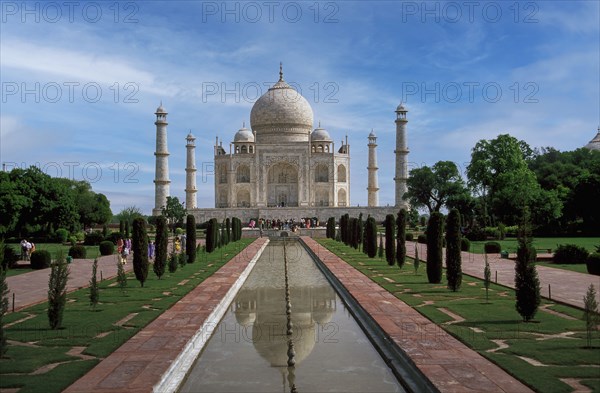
[
  {"x1": 250, "y1": 67, "x2": 314, "y2": 144},
  {"x1": 311, "y1": 125, "x2": 331, "y2": 142},
  {"x1": 585, "y1": 127, "x2": 600, "y2": 151},
  {"x1": 234, "y1": 126, "x2": 254, "y2": 143}
]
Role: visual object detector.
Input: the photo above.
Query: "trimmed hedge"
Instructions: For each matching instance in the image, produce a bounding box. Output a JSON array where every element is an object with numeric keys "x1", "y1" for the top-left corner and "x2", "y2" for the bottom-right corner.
[
  {"x1": 99, "y1": 241, "x2": 115, "y2": 256},
  {"x1": 84, "y1": 232, "x2": 104, "y2": 246},
  {"x1": 586, "y1": 253, "x2": 600, "y2": 275},
  {"x1": 68, "y1": 245, "x2": 87, "y2": 259},
  {"x1": 55, "y1": 229, "x2": 69, "y2": 243},
  {"x1": 461, "y1": 238, "x2": 471, "y2": 252},
  {"x1": 484, "y1": 241, "x2": 501, "y2": 254},
  {"x1": 417, "y1": 234, "x2": 427, "y2": 244},
  {"x1": 30, "y1": 250, "x2": 51, "y2": 269},
  {"x1": 2, "y1": 245, "x2": 19, "y2": 269},
  {"x1": 553, "y1": 244, "x2": 590, "y2": 264},
  {"x1": 405, "y1": 233, "x2": 414, "y2": 241}
]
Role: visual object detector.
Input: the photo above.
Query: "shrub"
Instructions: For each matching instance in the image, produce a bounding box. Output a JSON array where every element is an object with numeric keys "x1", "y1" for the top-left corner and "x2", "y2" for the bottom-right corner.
[
  {"x1": 75, "y1": 232, "x2": 85, "y2": 242},
  {"x1": 99, "y1": 241, "x2": 114, "y2": 256},
  {"x1": 84, "y1": 232, "x2": 104, "y2": 246},
  {"x1": 484, "y1": 242, "x2": 501, "y2": 254},
  {"x1": 106, "y1": 232, "x2": 123, "y2": 245},
  {"x1": 47, "y1": 256, "x2": 69, "y2": 329},
  {"x1": 465, "y1": 225, "x2": 486, "y2": 241},
  {"x1": 68, "y1": 245, "x2": 87, "y2": 259},
  {"x1": 30, "y1": 250, "x2": 52, "y2": 269},
  {"x1": 461, "y1": 238, "x2": 471, "y2": 252},
  {"x1": 2, "y1": 245, "x2": 19, "y2": 270},
  {"x1": 55, "y1": 229, "x2": 69, "y2": 243},
  {"x1": 68, "y1": 236, "x2": 77, "y2": 247},
  {"x1": 586, "y1": 253, "x2": 600, "y2": 276},
  {"x1": 553, "y1": 244, "x2": 590, "y2": 264},
  {"x1": 417, "y1": 234, "x2": 427, "y2": 244},
  {"x1": 405, "y1": 233, "x2": 414, "y2": 241}
]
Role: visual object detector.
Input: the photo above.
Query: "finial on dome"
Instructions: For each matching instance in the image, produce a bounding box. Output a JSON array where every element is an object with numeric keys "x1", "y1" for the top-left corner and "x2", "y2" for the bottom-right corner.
[
  {"x1": 243, "y1": 121, "x2": 246, "y2": 128},
  {"x1": 279, "y1": 62, "x2": 284, "y2": 82},
  {"x1": 318, "y1": 121, "x2": 321, "y2": 128}
]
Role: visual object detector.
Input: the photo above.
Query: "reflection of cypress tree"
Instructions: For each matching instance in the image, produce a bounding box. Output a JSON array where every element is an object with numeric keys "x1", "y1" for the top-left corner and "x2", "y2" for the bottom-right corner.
[
  {"x1": 446, "y1": 209, "x2": 462, "y2": 292},
  {"x1": 426, "y1": 212, "x2": 444, "y2": 284},
  {"x1": 515, "y1": 209, "x2": 540, "y2": 322},
  {"x1": 132, "y1": 218, "x2": 149, "y2": 287},
  {"x1": 385, "y1": 214, "x2": 395, "y2": 266},
  {"x1": 154, "y1": 216, "x2": 168, "y2": 278},
  {"x1": 396, "y1": 209, "x2": 407, "y2": 269}
]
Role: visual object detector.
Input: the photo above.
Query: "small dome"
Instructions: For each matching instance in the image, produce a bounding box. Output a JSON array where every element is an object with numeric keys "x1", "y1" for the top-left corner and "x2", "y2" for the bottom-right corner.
[
  {"x1": 155, "y1": 103, "x2": 167, "y2": 114},
  {"x1": 311, "y1": 125, "x2": 331, "y2": 142},
  {"x1": 368, "y1": 129, "x2": 376, "y2": 138},
  {"x1": 396, "y1": 103, "x2": 407, "y2": 112},
  {"x1": 585, "y1": 127, "x2": 600, "y2": 151},
  {"x1": 234, "y1": 127, "x2": 254, "y2": 143}
]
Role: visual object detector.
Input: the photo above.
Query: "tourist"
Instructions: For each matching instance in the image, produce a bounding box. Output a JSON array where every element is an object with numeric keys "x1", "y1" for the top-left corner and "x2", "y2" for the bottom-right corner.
[
  {"x1": 25, "y1": 241, "x2": 32, "y2": 261},
  {"x1": 20, "y1": 239, "x2": 28, "y2": 260},
  {"x1": 148, "y1": 241, "x2": 155, "y2": 260},
  {"x1": 175, "y1": 237, "x2": 181, "y2": 253},
  {"x1": 117, "y1": 238, "x2": 124, "y2": 255}
]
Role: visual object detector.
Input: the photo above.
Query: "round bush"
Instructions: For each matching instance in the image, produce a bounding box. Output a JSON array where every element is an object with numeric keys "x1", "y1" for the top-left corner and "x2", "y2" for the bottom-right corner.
[
  {"x1": 553, "y1": 244, "x2": 590, "y2": 264},
  {"x1": 586, "y1": 253, "x2": 600, "y2": 276},
  {"x1": 55, "y1": 228, "x2": 69, "y2": 243},
  {"x1": 461, "y1": 238, "x2": 471, "y2": 252},
  {"x1": 417, "y1": 234, "x2": 427, "y2": 244},
  {"x1": 405, "y1": 233, "x2": 414, "y2": 241},
  {"x1": 484, "y1": 241, "x2": 501, "y2": 254},
  {"x1": 30, "y1": 250, "x2": 51, "y2": 269},
  {"x1": 2, "y1": 245, "x2": 19, "y2": 269},
  {"x1": 68, "y1": 245, "x2": 87, "y2": 259},
  {"x1": 84, "y1": 232, "x2": 104, "y2": 246},
  {"x1": 99, "y1": 241, "x2": 115, "y2": 256}
]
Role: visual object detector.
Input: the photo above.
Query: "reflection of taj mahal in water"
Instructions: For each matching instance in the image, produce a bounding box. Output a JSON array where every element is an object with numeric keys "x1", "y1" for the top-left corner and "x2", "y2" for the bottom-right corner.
[{"x1": 152, "y1": 65, "x2": 410, "y2": 221}]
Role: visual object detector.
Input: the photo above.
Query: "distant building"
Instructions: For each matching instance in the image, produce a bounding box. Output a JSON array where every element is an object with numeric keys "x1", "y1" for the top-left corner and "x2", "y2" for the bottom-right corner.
[{"x1": 585, "y1": 126, "x2": 600, "y2": 151}]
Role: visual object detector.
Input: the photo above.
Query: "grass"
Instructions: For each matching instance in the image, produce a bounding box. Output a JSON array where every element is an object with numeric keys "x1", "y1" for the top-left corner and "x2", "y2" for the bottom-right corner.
[
  {"x1": 536, "y1": 262, "x2": 590, "y2": 274},
  {"x1": 318, "y1": 239, "x2": 600, "y2": 393},
  {"x1": 0, "y1": 238, "x2": 254, "y2": 393},
  {"x1": 469, "y1": 237, "x2": 599, "y2": 254}
]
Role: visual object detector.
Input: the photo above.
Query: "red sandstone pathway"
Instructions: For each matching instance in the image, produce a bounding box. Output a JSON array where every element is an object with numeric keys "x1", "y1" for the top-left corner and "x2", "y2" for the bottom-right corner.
[
  {"x1": 302, "y1": 237, "x2": 532, "y2": 393},
  {"x1": 406, "y1": 242, "x2": 600, "y2": 309},
  {"x1": 64, "y1": 237, "x2": 268, "y2": 393},
  {"x1": 6, "y1": 254, "x2": 134, "y2": 312}
]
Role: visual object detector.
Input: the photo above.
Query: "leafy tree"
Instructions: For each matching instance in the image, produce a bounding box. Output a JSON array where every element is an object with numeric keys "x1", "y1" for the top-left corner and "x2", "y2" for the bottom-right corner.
[
  {"x1": 384, "y1": 214, "x2": 395, "y2": 265},
  {"x1": 116, "y1": 206, "x2": 143, "y2": 226},
  {"x1": 162, "y1": 197, "x2": 186, "y2": 234},
  {"x1": 426, "y1": 212, "x2": 444, "y2": 284},
  {"x1": 514, "y1": 209, "x2": 540, "y2": 322},
  {"x1": 364, "y1": 216, "x2": 377, "y2": 258},
  {"x1": 396, "y1": 209, "x2": 407, "y2": 268},
  {"x1": 132, "y1": 218, "x2": 149, "y2": 287},
  {"x1": 154, "y1": 216, "x2": 168, "y2": 279},
  {"x1": 48, "y1": 255, "x2": 69, "y2": 329},
  {"x1": 89, "y1": 258, "x2": 99, "y2": 309},
  {"x1": 405, "y1": 161, "x2": 469, "y2": 213},
  {"x1": 445, "y1": 209, "x2": 462, "y2": 291},
  {"x1": 186, "y1": 215, "x2": 197, "y2": 264},
  {"x1": 583, "y1": 284, "x2": 599, "y2": 348},
  {"x1": 67, "y1": 180, "x2": 112, "y2": 229},
  {"x1": 0, "y1": 264, "x2": 8, "y2": 357}
]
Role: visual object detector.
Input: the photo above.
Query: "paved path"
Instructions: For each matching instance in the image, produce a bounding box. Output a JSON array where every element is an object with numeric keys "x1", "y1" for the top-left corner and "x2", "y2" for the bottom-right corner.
[
  {"x1": 64, "y1": 237, "x2": 268, "y2": 393},
  {"x1": 406, "y1": 242, "x2": 600, "y2": 309},
  {"x1": 302, "y1": 237, "x2": 532, "y2": 393},
  {"x1": 6, "y1": 254, "x2": 134, "y2": 312}
]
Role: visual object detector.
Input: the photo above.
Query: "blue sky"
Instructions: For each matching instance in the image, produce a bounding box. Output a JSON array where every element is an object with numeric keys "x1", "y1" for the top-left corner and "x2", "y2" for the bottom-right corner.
[{"x1": 1, "y1": 1, "x2": 599, "y2": 215}]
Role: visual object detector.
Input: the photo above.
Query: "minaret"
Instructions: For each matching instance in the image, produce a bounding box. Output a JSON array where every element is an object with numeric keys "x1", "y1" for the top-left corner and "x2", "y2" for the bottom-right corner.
[
  {"x1": 185, "y1": 131, "x2": 197, "y2": 210},
  {"x1": 367, "y1": 129, "x2": 379, "y2": 207},
  {"x1": 153, "y1": 103, "x2": 170, "y2": 215},
  {"x1": 394, "y1": 103, "x2": 409, "y2": 207}
]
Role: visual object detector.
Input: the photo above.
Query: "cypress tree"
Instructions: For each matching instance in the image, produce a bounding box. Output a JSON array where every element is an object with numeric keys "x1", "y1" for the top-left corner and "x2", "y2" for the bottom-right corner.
[
  {"x1": 48, "y1": 254, "x2": 69, "y2": 329},
  {"x1": 89, "y1": 258, "x2": 99, "y2": 309},
  {"x1": 206, "y1": 218, "x2": 216, "y2": 252},
  {"x1": 396, "y1": 209, "x2": 407, "y2": 269},
  {"x1": 357, "y1": 213, "x2": 364, "y2": 251},
  {"x1": 0, "y1": 264, "x2": 8, "y2": 357},
  {"x1": 484, "y1": 253, "x2": 491, "y2": 303},
  {"x1": 326, "y1": 217, "x2": 335, "y2": 239},
  {"x1": 515, "y1": 209, "x2": 540, "y2": 322},
  {"x1": 385, "y1": 214, "x2": 395, "y2": 266},
  {"x1": 365, "y1": 217, "x2": 378, "y2": 258},
  {"x1": 426, "y1": 212, "x2": 444, "y2": 284},
  {"x1": 154, "y1": 216, "x2": 168, "y2": 278},
  {"x1": 413, "y1": 243, "x2": 420, "y2": 275},
  {"x1": 168, "y1": 252, "x2": 178, "y2": 273},
  {"x1": 132, "y1": 218, "x2": 149, "y2": 287},
  {"x1": 125, "y1": 220, "x2": 130, "y2": 239},
  {"x1": 186, "y1": 215, "x2": 197, "y2": 264},
  {"x1": 446, "y1": 209, "x2": 462, "y2": 291},
  {"x1": 378, "y1": 234, "x2": 384, "y2": 259},
  {"x1": 119, "y1": 220, "x2": 125, "y2": 236},
  {"x1": 350, "y1": 217, "x2": 358, "y2": 249},
  {"x1": 226, "y1": 218, "x2": 231, "y2": 244}
]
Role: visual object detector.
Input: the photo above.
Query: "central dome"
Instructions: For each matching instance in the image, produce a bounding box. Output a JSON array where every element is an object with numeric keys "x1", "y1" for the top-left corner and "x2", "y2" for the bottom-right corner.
[{"x1": 250, "y1": 68, "x2": 314, "y2": 143}]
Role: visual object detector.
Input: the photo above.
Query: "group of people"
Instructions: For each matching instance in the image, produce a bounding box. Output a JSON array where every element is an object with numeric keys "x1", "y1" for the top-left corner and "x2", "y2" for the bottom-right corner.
[
  {"x1": 19, "y1": 239, "x2": 35, "y2": 261},
  {"x1": 116, "y1": 237, "x2": 159, "y2": 265},
  {"x1": 253, "y1": 217, "x2": 320, "y2": 232}
]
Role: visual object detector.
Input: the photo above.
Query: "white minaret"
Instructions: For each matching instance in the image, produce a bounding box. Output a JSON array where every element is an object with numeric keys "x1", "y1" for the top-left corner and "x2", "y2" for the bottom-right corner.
[
  {"x1": 367, "y1": 129, "x2": 379, "y2": 207},
  {"x1": 394, "y1": 103, "x2": 409, "y2": 207},
  {"x1": 185, "y1": 131, "x2": 197, "y2": 210},
  {"x1": 153, "y1": 103, "x2": 170, "y2": 215}
]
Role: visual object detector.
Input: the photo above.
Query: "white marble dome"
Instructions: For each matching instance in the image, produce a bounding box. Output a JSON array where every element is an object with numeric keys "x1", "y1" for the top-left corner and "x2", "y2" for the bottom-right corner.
[
  {"x1": 250, "y1": 73, "x2": 314, "y2": 143},
  {"x1": 234, "y1": 126, "x2": 254, "y2": 143},
  {"x1": 585, "y1": 127, "x2": 600, "y2": 151},
  {"x1": 311, "y1": 125, "x2": 331, "y2": 141}
]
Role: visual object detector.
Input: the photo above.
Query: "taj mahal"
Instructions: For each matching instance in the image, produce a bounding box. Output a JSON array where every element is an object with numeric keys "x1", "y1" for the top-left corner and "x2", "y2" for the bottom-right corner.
[{"x1": 152, "y1": 65, "x2": 410, "y2": 222}]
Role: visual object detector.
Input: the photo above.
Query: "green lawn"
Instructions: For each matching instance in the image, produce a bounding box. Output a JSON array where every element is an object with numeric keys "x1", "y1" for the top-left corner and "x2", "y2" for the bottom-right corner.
[
  {"x1": 469, "y1": 237, "x2": 599, "y2": 254},
  {"x1": 0, "y1": 239, "x2": 254, "y2": 393},
  {"x1": 536, "y1": 262, "x2": 591, "y2": 274},
  {"x1": 318, "y1": 239, "x2": 600, "y2": 393}
]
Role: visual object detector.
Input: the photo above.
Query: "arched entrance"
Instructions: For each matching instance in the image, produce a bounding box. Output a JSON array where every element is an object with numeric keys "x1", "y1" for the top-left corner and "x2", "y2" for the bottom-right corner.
[{"x1": 267, "y1": 162, "x2": 298, "y2": 207}]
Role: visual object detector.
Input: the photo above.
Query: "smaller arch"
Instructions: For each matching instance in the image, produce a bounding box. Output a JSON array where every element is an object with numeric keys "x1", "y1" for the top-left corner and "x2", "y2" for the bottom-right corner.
[
  {"x1": 236, "y1": 165, "x2": 250, "y2": 183},
  {"x1": 237, "y1": 189, "x2": 250, "y2": 207},
  {"x1": 337, "y1": 164, "x2": 347, "y2": 183},
  {"x1": 337, "y1": 189, "x2": 347, "y2": 206},
  {"x1": 241, "y1": 145, "x2": 248, "y2": 154},
  {"x1": 315, "y1": 164, "x2": 329, "y2": 183}
]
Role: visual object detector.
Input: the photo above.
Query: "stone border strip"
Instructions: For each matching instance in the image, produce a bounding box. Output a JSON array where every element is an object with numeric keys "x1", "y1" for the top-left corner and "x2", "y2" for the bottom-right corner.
[
  {"x1": 154, "y1": 238, "x2": 269, "y2": 393},
  {"x1": 301, "y1": 237, "x2": 533, "y2": 393},
  {"x1": 64, "y1": 238, "x2": 268, "y2": 393}
]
